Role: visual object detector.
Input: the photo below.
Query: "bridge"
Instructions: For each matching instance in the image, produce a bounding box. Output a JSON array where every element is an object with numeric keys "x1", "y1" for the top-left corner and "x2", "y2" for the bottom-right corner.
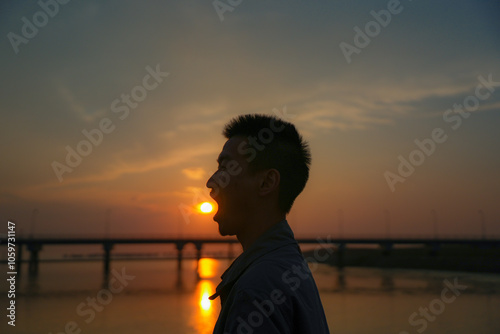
[{"x1": 2, "y1": 235, "x2": 499, "y2": 278}]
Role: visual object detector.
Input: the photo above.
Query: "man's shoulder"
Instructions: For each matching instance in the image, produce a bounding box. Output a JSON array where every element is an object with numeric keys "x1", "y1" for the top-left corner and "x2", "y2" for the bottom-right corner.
[
  {"x1": 235, "y1": 245, "x2": 311, "y2": 293},
  {"x1": 219, "y1": 243, "x2": 330, "y2": 334}
]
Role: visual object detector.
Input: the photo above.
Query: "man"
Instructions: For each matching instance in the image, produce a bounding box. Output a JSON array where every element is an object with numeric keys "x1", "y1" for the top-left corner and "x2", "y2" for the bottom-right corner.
[{"x1": 206, "y1": 114, "x2": 330, "y2": 333}]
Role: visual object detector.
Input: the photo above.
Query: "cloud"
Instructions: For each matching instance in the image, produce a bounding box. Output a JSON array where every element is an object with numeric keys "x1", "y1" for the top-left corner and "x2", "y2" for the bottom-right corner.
[
  {"x1": 289, "y1": 72, "x2": 496, "y2": 133},
  {"x1": 58, "y1": 84, "x2": 108, "y2": 123},
  {"x1": 295, "y1": 100, "x2": 395, "y2": 133},
  {"x1": 182, "y1": 167, "x2": 206, "y2": 180},
  {"x1": 13, "y1": 143, "x2": 219, "y2": 200}
]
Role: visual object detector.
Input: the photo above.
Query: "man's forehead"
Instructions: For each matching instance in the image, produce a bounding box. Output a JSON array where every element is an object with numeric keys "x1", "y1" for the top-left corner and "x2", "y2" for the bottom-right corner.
[{"x1": 218, "y1": 136, "x2": 246, "y2": 162}]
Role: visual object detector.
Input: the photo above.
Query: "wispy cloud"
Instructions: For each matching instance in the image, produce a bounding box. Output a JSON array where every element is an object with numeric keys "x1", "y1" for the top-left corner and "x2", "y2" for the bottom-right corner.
[
  {"x1": 182, "y1": 167, "x2": 206, "y2": 180},
  {"x1": 58, "y1": 84, "x2": 108, "y2": 123},
  {"x1": 11, "y1": 143, "x2": 219, "y2": 201}
]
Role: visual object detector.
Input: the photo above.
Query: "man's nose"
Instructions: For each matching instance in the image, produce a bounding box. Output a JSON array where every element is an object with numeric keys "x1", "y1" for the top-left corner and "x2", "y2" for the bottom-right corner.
[
  {"x1": 206, "y1": 173, "x2": 216, "y2": 190},
  {"x1": 206, "y1": 174, "x2": 220, "y2": 199}
]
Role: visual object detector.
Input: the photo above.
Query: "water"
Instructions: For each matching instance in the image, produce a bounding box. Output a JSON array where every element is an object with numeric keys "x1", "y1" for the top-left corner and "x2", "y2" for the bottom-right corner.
[{"x1": 1, "y1": 259, "x2": 499, "y2": 334}]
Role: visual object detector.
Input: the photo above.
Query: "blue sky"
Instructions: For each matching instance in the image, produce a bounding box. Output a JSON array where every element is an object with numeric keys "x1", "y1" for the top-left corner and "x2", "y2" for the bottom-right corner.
[{"x1": 1, "y1": 0, "x2": 499, "y2": 238}]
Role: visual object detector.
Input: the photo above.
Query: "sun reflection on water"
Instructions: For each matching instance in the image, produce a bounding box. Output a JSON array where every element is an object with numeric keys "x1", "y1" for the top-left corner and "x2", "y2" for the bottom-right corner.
[
  {"x1": 190, "y1": 258, "x2": 220, "y2": 334},
  {"x1": 199, "y1": 280, "x2": 214, "y2": 312},
  {"x1": 192, "y1": 280, "x2": 218, "y2": 334},
  {"x1": 198, "y1": 258, "x2": 218, "y2": 279}
]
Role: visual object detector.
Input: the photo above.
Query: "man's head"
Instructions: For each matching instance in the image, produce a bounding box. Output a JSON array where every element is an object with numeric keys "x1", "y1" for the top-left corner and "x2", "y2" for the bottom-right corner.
[{"x1": 206, "y1": 114, "x2": 311, "y2": 238}]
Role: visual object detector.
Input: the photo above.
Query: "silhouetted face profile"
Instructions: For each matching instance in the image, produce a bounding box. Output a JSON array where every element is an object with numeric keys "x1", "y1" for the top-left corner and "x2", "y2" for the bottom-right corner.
[
  {"x1": 206, "y1": 114, "x2": 311, "y2": 242},
  {"x1": 206, "y1": 136, "x2": 257, "y2": 236}
]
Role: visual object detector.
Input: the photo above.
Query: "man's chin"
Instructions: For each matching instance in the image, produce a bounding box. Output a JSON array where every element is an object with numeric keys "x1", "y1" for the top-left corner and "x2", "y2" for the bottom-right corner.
[
  {"x1": 218, "y1": 227, "x2": 229, "y2": 236},
  {"x1": 217, "y1": 221, "x2": 228, "y2": 236},
  {"x1": 213, "y1": 210, "x2": 225, "y2": 226},
  {"x1": 216, "y1": 220, "x2": 235, "y2": 237}
]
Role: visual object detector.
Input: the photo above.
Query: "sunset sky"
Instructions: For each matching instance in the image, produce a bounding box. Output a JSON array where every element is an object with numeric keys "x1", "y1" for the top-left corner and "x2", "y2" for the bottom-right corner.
[{"x1": 1, "y1": 0, "x2": 499, "y2": 239}]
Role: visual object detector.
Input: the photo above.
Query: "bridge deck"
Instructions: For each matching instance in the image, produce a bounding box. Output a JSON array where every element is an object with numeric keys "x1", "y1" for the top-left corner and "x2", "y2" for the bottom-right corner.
[{"x1": 2, "y1": 237, "x2": 499, "y2": 245}]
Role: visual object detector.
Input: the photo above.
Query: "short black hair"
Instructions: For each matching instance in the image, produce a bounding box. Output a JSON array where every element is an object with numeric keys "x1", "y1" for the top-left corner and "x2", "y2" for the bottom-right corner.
[{"x1": 223, "y1": 114, "x2": 311, "y2": 213}]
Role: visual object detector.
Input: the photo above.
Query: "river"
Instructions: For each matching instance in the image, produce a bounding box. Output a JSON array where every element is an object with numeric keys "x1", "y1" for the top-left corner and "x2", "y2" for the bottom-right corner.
[{"x1": 1, "y1": 258, "x2": 499, "y2": 334}]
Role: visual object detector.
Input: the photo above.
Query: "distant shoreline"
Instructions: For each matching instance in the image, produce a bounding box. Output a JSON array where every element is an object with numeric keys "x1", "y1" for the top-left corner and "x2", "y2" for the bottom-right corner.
[
  {"x1": 2, "y1": 244, "x2": 499, "y2": 274},
  {"x1": 0, "y1": 254, "x2": 235, "y2": 263},
  {"x1": 302, "y1": 244, "x2": 500, "y2": 274}
]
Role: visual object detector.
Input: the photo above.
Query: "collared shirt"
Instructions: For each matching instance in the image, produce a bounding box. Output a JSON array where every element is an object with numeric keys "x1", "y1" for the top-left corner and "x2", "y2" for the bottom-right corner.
[{"x1": 210, "y1": 220, "x2": 330, "y2": 334}]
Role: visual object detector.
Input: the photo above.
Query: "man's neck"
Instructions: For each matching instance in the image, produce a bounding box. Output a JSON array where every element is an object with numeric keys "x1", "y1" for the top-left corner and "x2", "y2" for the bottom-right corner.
[{"x1": 237, "y1": 214, "x2": 286, "y2": 251}]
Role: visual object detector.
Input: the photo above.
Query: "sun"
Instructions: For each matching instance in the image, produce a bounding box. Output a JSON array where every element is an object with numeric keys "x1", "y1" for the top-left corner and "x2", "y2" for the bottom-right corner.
[{"x1": 199, "y1": 202, "x2": 213, "y2": 214}]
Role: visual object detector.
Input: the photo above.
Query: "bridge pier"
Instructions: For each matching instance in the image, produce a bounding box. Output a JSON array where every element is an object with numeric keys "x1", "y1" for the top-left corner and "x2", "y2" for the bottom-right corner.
[
  {"x1": 336, "y1": 268, "x2": 346, "y2": 290},
  {"x1": 194, "y1": 242, "x2": 203, "y2": 263},
  {"x1": 194, "y1": 242, "x2": 203, "y2": 279},
  {"x1": 381, "y1": 243, "x2": 393, "y2": 256},
  {"x1": 16, "y1": 243, "x2": 23, "y2": 281},
  {"x1": 103, "y1": 242, "x2": 114, "y2": 278},
  {"x1": 175, "y1": 242, "x2": 186, "y2": 272},
  {"x1": 27, "y1": 242, "x2": 42, "y2": 276},
  {"x1": 428, "y1": 242, "x2": 440, "y2": 256},
  {"x1": 337, "y1": 243, "x2": 345, "y2": 269}
]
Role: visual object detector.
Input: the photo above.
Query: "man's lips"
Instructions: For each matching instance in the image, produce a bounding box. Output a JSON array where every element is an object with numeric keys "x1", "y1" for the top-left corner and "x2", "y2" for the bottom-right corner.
[
  {"x1": 209, "y1": 188, "x2": 219, "y2": 199},
  {"x1": 213, "y1": 206, "x2": 220, "y2": 218},
  {"x1": 211, "y1": 201, "x2": 220, "y2": 221}
]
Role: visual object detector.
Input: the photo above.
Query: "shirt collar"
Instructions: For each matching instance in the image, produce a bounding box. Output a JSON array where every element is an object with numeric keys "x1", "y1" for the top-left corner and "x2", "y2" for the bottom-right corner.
[{"x1": 209, "y1": 219, "x2": 297, "y2": 300}]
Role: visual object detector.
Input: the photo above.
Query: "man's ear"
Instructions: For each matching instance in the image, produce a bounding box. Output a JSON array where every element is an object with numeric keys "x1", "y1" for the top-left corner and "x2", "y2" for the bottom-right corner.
[{"x1": 258, "y1": 169, "x2": 280, "y2": 196}]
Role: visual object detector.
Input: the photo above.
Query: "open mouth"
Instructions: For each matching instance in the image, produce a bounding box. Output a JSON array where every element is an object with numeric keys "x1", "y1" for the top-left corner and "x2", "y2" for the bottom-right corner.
[{"x1": 212, "y1": 204, "x2": 221, "y2": 222}]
